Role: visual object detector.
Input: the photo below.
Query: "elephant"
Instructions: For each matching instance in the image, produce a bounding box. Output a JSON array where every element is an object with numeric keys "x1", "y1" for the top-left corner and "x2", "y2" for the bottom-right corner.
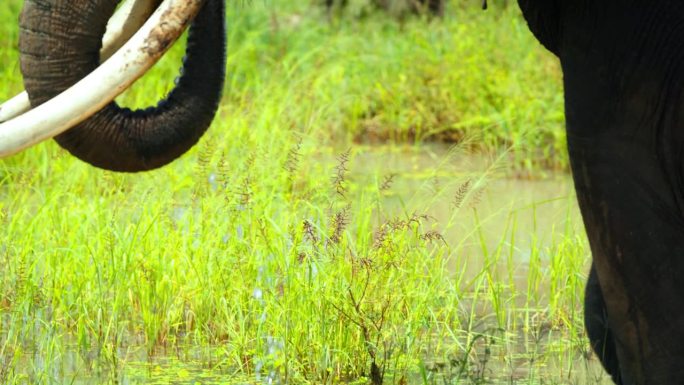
[
  {"x1": 518, "y1": 1, "x2": 684, "y2": 383},
  {"x1": 0, "y1": 0, "x2": 226, "y2": 172}
]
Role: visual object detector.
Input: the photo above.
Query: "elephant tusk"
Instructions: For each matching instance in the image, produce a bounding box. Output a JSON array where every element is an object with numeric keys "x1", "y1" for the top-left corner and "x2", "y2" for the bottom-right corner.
[
  {"x1": 0, "y1": 92, "x2": 30, "y2": 125},
  {"x1": 101, "y1": 0, "x2": 164, "y2": 60},
  {"x1": 0, "y1": 0, "x2": 206, "y2": 158},
  {"x1": 0, "y1": 0, "x2": 161, "y2": 124}
]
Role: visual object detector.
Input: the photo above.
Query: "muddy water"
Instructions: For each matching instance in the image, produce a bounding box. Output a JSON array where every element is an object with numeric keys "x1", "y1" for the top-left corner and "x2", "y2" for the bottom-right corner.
[
  {"x1": 351, "y1": 145, "x2": 614, "y2": 384},
  {"x1": 352, "y1": 144, "x2": 585, "y2": 283}
]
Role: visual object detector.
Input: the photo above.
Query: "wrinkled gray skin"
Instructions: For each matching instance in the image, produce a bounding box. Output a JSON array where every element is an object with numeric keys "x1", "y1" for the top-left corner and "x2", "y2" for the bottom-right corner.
[
  {"x1": 19, "y1": 0, "x2": 226, "y2": 172},
  {"x1": 519, "y1": 1, "x2": 684, "y2": 384}
]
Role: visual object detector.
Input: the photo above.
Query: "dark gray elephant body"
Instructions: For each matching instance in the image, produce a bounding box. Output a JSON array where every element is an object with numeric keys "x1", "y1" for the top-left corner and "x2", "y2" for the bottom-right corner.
[
  {"x1": 519, "y1": 1, "x2": 684, "y2": 383},
  {"x1": 19, "y1": 0, "x2": 226, "y2": 172}
]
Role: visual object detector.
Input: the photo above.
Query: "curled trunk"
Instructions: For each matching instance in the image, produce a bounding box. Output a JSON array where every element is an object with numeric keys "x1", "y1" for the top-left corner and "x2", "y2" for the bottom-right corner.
[{"x1": 19, "y1": 0, "x2": 226, "y2": 172}]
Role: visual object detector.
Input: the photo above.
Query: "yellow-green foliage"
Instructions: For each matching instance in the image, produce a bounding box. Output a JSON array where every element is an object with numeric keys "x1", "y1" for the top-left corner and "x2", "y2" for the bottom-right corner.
[{"x1": 0, "y1": 1, "x2": 602, "y2": 384}]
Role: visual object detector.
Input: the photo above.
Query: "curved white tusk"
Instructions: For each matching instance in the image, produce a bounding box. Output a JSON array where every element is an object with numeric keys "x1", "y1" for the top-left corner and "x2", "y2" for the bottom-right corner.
[
  {"x1": 0, "y1": 92, "x2": 30, "y2": 125},
  {"x1": 0, "y1": 0, "x2": 161, "y2": 124},
  {"x1": 0, "y1": 0, "x2": 205, "y2": 158},
  {"x1": 101, "y1": 0, "x2": 163, "y2": 59}
]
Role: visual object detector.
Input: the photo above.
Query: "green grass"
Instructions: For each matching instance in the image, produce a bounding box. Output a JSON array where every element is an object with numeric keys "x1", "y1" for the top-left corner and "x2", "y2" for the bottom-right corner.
[{"x1": 0, "y1": 1, "x2": 605, "y2": 384}]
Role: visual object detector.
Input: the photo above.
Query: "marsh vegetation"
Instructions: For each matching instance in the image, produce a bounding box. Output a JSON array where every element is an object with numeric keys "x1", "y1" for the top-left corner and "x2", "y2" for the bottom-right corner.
[{"x1": 0, "y1": 0, "x2": 609, "y2": 383}]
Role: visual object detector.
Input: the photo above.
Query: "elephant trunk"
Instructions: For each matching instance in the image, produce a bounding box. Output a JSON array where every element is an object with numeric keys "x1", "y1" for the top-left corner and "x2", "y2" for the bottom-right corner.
[{"x1": 19, "y1": 0, "x2": 226, "y2": 172}]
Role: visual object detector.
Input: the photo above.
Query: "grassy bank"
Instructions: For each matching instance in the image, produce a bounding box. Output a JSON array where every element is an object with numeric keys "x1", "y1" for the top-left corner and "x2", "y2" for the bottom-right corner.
[
  {"x1": 0, "y1": 1, "x2": 603, "y2": 384},
  {"x1": 1, "y1": 0, "x2": 566, "y2": 172}
]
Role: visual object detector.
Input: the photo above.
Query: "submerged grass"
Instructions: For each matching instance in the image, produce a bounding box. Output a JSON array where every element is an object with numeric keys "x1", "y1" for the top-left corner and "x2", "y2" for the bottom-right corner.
[{"x1": 0, "y1": 0, "x2": 604, "y2": 384}]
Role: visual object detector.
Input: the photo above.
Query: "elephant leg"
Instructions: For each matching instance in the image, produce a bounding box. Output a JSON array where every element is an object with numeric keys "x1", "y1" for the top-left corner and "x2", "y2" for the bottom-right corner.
[{"x1": 584, "y1": 263, "x2": 622, "y2": 385}]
